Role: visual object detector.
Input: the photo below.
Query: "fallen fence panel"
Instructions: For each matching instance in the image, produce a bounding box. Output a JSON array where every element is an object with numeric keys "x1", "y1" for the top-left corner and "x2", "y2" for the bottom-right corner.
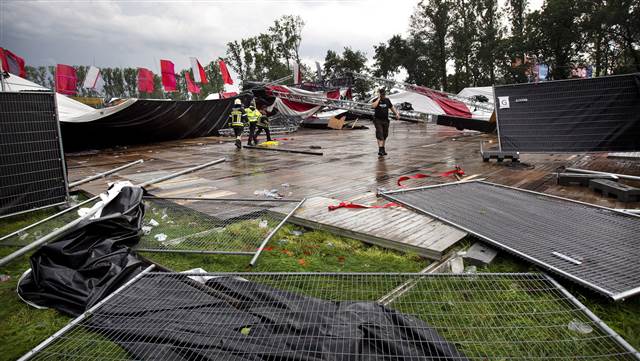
[
  {"x1": 136, "y1": 197, "x2": 300, "y2": 257},
  {"x1": 18, "y1": 272, "x2": 640, "y2": 360},
  {"x1": 382, "y1": 180, "x2": 640, "y2": 300}
]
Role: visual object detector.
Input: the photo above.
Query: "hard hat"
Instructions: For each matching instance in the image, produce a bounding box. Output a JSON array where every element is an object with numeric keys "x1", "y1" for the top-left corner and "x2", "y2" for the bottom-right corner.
[{"x1": 234, "y1": 99, "x2": 242, "y2": 105}]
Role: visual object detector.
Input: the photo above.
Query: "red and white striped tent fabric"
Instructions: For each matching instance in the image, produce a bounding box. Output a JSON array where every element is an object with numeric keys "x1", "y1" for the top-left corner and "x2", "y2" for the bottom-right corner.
[
  {"x1": 387, "y1": 86, "x2": 494, "y2": 121},
  {"x1": 266, "y1": 85, "x2": 341, "y2": 118}
]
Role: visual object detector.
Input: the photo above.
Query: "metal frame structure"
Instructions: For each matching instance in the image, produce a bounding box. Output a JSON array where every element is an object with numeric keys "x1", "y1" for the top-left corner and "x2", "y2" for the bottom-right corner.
[
  {"x1": 18, "y1": 271, "x2": 640, "y2": 360},
  {"x1": 352, "y1": 73, "x2": 495, "y2": 112},
  {"x1": 68, "y1": 159, "x2": 144, "y2": 188},
  {"x1": 381, "y1": 180, "x2": 640, "y2": 300},
  {"x1": 135, "y1": 196, "x2": 304, "y2": 266}
]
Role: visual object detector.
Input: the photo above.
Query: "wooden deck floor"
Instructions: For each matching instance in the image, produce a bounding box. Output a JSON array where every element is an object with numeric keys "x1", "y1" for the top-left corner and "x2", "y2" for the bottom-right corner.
[
  {"x1": 65, "y1": 121, "x2": 640, "y2": 260},
  {"x1": 68, "y1": 121, "x2": 640, "y2": 209},
  {"x1": 272, "y1": 196, "x2": 467, "y2": 260}
]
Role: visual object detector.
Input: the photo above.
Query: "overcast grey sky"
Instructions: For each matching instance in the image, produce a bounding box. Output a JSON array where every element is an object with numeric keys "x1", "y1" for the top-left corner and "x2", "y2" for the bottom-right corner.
[{"x1": 2, "y1": 0, "x2": 543, "y2": 73}]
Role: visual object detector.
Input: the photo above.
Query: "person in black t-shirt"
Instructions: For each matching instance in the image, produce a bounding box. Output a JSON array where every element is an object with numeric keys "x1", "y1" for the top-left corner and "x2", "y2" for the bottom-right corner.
[{"x1": 371, "y1": 88, "x2": 399, "y2": 156}]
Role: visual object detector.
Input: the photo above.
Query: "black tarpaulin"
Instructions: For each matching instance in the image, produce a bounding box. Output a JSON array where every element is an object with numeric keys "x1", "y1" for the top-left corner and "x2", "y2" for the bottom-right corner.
[
  {"x1": 61, "y1": 94, "x2": 252, "y2": 151},
  {"x1": 87, "y1": 274, "x2": 467, "y2": 360},
  {"x1": 495, "y1": 73, "x2": 640, "y2": 152},
  {"x1": 17, "y1": 186, "x2": 151, "y2": 316}
]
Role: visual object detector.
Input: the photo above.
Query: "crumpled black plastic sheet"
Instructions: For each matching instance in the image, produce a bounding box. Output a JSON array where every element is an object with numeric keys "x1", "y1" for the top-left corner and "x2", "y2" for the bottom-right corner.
[
  {"x1": 87, "y1": 274, "x2": 468, "y2": 360},
  {"x1": 17, "y1": 186, "x2": 150, "y2": 316}
]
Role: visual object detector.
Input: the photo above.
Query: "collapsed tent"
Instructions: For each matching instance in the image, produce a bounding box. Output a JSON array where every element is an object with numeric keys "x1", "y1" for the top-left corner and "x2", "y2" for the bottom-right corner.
[
  {"x1": 60, "y1": 94, "x2": 252, "y2": 150},
  {"x1": 265, "y1": 85, "x2": 341, "y2": 118},
  {"x1": 17, "y1": 185, "x2": 151, "y2": 316},
  {"x1": 387, "y1": 87, "x2": 493, "y2": 121},
  {"x1": 3, "y1": 74, "x2": 253, "y2": 151},
  {"x1": 85, "y1": 274, "x2": 467, "y2": 360}
]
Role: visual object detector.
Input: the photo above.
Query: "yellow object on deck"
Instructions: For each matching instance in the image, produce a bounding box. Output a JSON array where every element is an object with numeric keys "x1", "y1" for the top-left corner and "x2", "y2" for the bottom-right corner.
[{"x1": 259, "y1": 141, "x2": 280, "y2": 147}]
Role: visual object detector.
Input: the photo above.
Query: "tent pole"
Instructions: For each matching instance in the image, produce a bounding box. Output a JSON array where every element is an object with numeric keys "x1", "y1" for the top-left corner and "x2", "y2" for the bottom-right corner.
[{"x1": 69, "y1": 159, "x2": 144, "y2": 188}]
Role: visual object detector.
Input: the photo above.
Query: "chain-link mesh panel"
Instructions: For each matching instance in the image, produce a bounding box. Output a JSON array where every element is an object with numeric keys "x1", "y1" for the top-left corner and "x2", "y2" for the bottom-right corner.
[
  {"x1": 0, "y1": 196, "x2": 98, "y2": 247},
  {"x1": 137, "y1": 197, "x2": 298, "y2": 255},
  {"x1": 495, "y1": 74, "x2": 640, "y2": 153},
  {"x1": 0, "y1": 91, "x2": 68, "y2": 217},
  {"x1": 26, "y1": 272, "x2": 638, "y2": 360},
  {"x1": 382, "y1": 181, "x2": 640, "y2": 300}
]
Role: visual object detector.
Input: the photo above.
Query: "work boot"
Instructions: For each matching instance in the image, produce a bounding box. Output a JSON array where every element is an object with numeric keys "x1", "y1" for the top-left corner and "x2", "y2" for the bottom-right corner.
[
  {"x1": 378, "y1": 147, "x2": 385, "y2": 156},
  {"x1": 235, "y1": 139, "x2": 242, "y2": 149},
  {"x1": 381, "y1": 147, "x2": 387, "y2": 156}
]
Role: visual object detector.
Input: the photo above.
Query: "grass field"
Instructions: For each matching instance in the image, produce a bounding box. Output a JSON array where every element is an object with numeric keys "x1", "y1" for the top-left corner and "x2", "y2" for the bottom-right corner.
[{"x1": 0, "y1": 204, "x2": 638, "y2": 360}]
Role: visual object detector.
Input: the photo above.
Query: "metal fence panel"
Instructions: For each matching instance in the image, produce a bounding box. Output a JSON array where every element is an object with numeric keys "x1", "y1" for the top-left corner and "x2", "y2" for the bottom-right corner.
[
  {"x1": 382, "y1": 181, "x2": 640, "y2": 300},
  {"x1": 494, "y1": 74, "x2": 640, "y2": 153},
  {"x1": 22, "y1": 272, "x2": 639, "y2": 360},
  {"x1": 0, "y1": 91, "x2": 68, "y2": 217},
  {"x1": 136, "y1": 197, "x2": 298, "y2": 255}
]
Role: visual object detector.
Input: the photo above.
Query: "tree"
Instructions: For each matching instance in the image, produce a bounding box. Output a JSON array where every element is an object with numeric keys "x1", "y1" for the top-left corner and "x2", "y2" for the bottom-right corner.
[
  {"x1": 475, "y1": 0, "x2": 503, "y2": 85},
  {"x1": 322, "y1": 47, "x2": 370, "y2": 98},
  {"x1": 225, "y1": 15, "x2": 305, "y2": 86},
  {"x1": 449, "y1": 0, "x2": 478, "y2": 90},
  {"x1": 410, "y1": 0, "x2": 453, "y2": 90}
]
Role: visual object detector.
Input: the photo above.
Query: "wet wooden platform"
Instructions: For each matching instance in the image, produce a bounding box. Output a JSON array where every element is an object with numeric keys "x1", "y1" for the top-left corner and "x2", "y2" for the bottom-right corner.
[
  {"x1": 67, "y1": 122, "x2": 640, "y2": 210},
  {"x1": 65, "y1": 121, "x2": 640, "y2": 261},
  {"x1": 272, "y1": 196, "x2": 467, "y2": 260}
]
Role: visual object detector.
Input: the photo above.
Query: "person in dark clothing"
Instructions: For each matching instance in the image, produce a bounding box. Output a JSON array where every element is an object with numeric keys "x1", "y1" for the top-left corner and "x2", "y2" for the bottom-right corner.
[
  {"x1": 228, "y1": 99, "x2": 247, "y2": 149},
  {"x1": 371, "y1": 88, "x2": 399, "y2": 156},
  {"x1": 255, "y1": 108, "x2": 272, "y2": 143}
]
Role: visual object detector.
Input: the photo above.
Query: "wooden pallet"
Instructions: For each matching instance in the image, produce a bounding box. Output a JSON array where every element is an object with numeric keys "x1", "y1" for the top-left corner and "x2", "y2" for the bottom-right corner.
[{"x1": 272, "y1": 196, "x2": 467, "y2": 260}]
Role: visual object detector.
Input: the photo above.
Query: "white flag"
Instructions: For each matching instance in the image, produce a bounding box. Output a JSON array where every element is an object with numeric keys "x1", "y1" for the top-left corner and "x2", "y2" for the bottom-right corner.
[
  {"x1": 190, "y1": 57, "x2": 201, "y2": 83},
  {"x1": 293, "y1": 63, "x2": 301, "y2": 84},
  {"x1": 83, "y1": 66, "x2": 101, "y2": 90}
]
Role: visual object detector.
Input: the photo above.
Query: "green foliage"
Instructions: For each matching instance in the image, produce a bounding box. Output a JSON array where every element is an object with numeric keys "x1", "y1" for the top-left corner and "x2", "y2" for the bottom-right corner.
[
  {"x1": 372, "y1": 0, "x2": 639, "y2": 91},
  {"x1": 323, "y1": 47, "x2": 370, "y2": 98},
  {"x1": 225, "y1": 15, "x2": 304, "y2": 85}
]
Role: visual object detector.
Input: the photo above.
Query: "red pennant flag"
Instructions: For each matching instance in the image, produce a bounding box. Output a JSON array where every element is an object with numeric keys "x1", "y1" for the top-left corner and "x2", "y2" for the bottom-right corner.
[
  {"x1": 55, "y1": 64, "x2": 77, "y2": 95},
  {"x1": 185, "y1": 72, "x2": 201, "y2": 94},
  {"x1": 137, "y1": 68, "x2": 155, "y2": 93},
  {"x1": 219, "y1": 59, "x2": 233, "y2": 85},
  {"x1": 160, "y1": 59, "x2": 177, "y2": 92},
  {"x1": 0, "y1": 48, "x2": 26, "y2": 77}
]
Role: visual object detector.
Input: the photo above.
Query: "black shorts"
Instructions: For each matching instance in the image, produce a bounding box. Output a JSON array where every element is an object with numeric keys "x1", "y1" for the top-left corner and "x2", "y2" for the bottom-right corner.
[{"x1": 373, "y1": 118, "x2": 390, "y2": 140}]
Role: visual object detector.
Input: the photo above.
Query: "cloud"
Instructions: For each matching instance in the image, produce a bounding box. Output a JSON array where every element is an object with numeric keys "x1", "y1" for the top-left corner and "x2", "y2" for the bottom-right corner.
[
  {"x1": 2, "y1": 0, "x2": 414, "y2": 71},
  {"x1": 2, "y1": 0, "x2": 543, "y2": 73}
]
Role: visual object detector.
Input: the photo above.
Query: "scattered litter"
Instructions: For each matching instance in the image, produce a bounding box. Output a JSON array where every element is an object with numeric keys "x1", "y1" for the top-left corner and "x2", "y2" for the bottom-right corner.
[
  {"x1": 281, "y1": 183, "x2": 290, "y2": 188},
  {"x1": 568, "y1": 319, "x2": 593, "y2": 334},
  {"x1": 240, "y1": 327, "x2": 251, "y2": 336},
  {"x1": 19, "y1": 232, "x2": 30, "y2": 240},
  {"x1": 181, "y1": 268, "x2": 217, "y2": 284},
  {"x1": 0, "y1": 274, "x2": 10, "y2": 282},
  {"x1": 464, "y1": 265, "x2": 477, "y2": 274},
  {"x1": 154, "y1": 233, "x2": 167, "y2": 242},
  {"x1": 277, "y1": 239, "x2": 288, "y2": 245},
  {"x1": 258, "y1": 220, "x2": 268, "y2": 228},
  {"x1": 449, "y1": 256, "x2": 464, "y2": 274},
  {"x1": 161, "y1": 214, "x2": 169, "y2": 220},
  {"x1": 298, "y1": 259, "x2": 307, "y2": 266},
  {"x1": 310, "y1": 145, "x2": 322, "y2": 149},
  {"x1": 254, "y1": 189, "x2": 283, "y2": 199},
  {"x1": 326, "y1": 242, "x2": 334, "y2": 248},
  {"x1": 148, "y1": 219, "x2": 159, "y2": 227},
  {"x1": 141, "y1": 226, "x2": 152, "y2": 235}
]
